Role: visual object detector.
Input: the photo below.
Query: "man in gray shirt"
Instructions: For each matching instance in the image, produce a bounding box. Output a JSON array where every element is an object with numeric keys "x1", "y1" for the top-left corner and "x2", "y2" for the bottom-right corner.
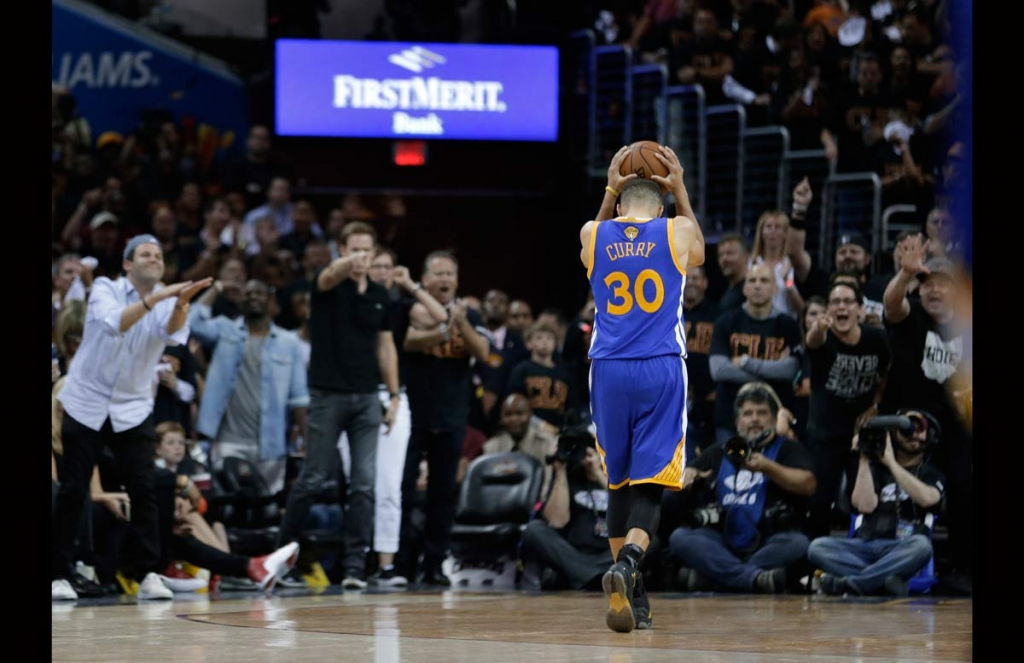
[{"x1": 190, "y1": 279, "x2": 310, "y2": 496}]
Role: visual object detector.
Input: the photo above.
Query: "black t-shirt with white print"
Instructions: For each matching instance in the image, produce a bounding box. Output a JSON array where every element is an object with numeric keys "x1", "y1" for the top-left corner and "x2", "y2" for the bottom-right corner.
[
  {"x1": 555, "y1": 474, "x2": 609, "y2": 555},
  {"x1": 854, "y1": 459, "x2": 945, "y2": 541},
  {"x1": 879, "y1": 301, "x2": 963, "y2": 432},
  {"x1": 807, "y1": 326, "x2": 891, "y2": 445}
]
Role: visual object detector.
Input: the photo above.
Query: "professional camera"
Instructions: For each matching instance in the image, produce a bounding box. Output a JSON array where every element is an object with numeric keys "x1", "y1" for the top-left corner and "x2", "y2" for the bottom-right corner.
[
  {"x1": 686, "y1": 502, "x2": 723, "y2": 528},
  {"x1": 859, "y1": 415, "x2": 915, "y2": 457},
  {"x1": 724, "y1": 430, "x2": 773, "y2": 468},
  {"x1": 546, "y1": 426, "x2": 596, "y2": 465}
]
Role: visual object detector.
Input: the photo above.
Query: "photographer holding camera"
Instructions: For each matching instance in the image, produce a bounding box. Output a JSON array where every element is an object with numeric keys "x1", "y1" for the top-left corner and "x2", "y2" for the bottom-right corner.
[
  {"x1": 520, "y1": 427, "x2": 618, "y2": 597},
  {"x1": 807, "y1": 410, "x2": 944, "y2": 596},
  {"x1": 667, "y1": 385, "x2": 816, "y2": 593}
]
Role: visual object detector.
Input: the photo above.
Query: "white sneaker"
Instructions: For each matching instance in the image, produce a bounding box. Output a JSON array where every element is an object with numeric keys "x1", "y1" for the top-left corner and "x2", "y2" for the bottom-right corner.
[
  {"x1": 138, "y1": 573, "x2": 174, "y2": 600},
  {"x1": 52, "y1": 579, "x2": 78, "y2": 601},
  {"x1": 249, "y1": 542, "x2": 300, "y2": 590}
]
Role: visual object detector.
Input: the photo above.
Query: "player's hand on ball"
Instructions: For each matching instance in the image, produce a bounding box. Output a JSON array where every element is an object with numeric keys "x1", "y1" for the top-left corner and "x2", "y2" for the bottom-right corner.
[
  {"x1": 650, "y1": 145, "x2": 684, "y2": 192},
  {"x1": 607, "y1": 145, "x2": 638, "y2": 192}
]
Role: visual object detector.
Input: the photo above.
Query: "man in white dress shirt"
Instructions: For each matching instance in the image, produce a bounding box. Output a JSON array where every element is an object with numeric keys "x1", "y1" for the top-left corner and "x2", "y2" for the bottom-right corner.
[{"x1": 52, "y1": 234, "x2": 212, "y2": 601}]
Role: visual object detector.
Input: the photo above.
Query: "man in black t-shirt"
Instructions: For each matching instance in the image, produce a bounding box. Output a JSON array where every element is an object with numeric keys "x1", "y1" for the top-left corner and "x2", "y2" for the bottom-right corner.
[
  {"x1": 278, "y1": 222, "x2": 401, "y2": 589},
  {"x1": 804, "y1": 282, "x2": 891, "y2": 538},
  {"x1": 881, "y1": 236, "x2": 971, "y2": 579},
  {"x1": 521, "y1": 432, "x2": 613, "y2": 591},
  {"x1": 709, "y1": 263, "x2": 802, "y2": 442},
  {"x1": 397, "y1": 250, "x2": 491, "y2": 586},
  {"x1": 667, "y1": 386, "x2": 816, "y2": 593},
  {"x1": 808, "y1": 409, "x2": 944, "y2": 597}
]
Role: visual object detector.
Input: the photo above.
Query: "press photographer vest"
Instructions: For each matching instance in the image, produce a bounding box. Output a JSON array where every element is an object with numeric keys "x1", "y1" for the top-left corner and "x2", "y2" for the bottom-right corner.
[{"x1": 715, "y1": 437, "x2": 783, "y2": 552}]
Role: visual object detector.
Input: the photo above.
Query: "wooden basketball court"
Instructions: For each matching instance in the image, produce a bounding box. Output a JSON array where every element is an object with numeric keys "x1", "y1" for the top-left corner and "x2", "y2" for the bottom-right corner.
[{"x1": 52, "y1": 588, "x2": 972, "y2": 661}]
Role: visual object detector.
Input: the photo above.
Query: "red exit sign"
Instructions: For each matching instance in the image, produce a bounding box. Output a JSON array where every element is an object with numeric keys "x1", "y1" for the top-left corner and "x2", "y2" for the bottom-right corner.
[{"x1": 393, "y1": 140, "x2": 427, "y2": 166}]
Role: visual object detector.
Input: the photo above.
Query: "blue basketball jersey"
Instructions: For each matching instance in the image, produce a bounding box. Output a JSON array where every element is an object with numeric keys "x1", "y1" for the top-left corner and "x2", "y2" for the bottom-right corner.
[{"x1": 587, "y1": 216, "x2": 688, "y2": 360}]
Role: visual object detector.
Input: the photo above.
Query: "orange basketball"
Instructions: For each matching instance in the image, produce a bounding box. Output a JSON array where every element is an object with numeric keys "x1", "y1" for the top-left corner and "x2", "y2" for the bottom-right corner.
[{"x1": 618, "y1": 140, "x2": 670, "y2": 189}]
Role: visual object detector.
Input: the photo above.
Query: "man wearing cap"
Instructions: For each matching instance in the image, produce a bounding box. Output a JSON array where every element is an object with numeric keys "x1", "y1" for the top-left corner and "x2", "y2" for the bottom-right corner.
[
  {"x1": 52, "y1": 234, "x2": 212, "y2": 602},
  {"x1": 834, "y1": 231, "x2": 884, "y2": 326},
  {"x1": 882, "y1": 232, "x2": 971, "y2": 588}
]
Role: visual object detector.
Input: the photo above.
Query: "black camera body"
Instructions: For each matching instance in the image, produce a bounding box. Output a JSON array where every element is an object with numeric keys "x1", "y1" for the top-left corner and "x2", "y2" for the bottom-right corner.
[
  {"x1": 547, "y1": 426, "x2": 596, "y2": 465},
  {"x1": 859, "y1": 415, "x2": 915, "y2": 457},
  {"x1": 724, "y1": 436, "x2": 753, "y2": 468},
  {"x1": 723, "y1": 430, "x2": 773, "y2": 468}
]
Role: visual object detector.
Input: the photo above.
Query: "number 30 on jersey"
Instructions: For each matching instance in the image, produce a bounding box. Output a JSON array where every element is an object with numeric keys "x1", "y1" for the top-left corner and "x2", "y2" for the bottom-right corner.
[{"x1": 603, "y1": 269, "x2": 665, "y2": 315}]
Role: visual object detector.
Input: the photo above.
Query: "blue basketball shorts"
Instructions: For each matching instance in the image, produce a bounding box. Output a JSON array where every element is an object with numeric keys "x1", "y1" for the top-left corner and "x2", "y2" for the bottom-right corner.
[{"x1": 589, "y1": 355, "x2": 688, "y2": 491}]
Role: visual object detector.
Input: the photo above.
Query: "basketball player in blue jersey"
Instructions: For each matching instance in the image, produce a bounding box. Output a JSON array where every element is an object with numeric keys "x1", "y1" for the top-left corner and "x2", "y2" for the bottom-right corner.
[{"x1": 580, "y1": 145, "x2": 705, "y2": 633}]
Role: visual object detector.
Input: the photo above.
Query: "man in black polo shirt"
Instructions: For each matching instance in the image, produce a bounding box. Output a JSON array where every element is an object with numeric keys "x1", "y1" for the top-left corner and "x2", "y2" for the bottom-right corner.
[
  {"x1": 279, "y1": 222, "x2": 401, "y2": 589},
  {"x1": 397, "y1": 250, "x2": 490, "y2": 585}
]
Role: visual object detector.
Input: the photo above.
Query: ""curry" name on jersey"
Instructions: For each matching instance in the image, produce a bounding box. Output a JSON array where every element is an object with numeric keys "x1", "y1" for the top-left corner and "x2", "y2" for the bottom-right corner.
[{"x1": 606, "y1": 241, "x2": 657, "y2": 261}]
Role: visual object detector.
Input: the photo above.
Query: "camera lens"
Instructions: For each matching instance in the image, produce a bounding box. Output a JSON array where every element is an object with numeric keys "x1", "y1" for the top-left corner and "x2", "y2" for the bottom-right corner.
[{"x1": 724, "y1": 437, "x2": 751, "y2": 465}]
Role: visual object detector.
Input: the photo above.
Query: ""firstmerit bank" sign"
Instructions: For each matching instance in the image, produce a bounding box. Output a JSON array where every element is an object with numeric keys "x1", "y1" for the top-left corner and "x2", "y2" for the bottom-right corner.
[{"x1": 275, "y1": 40, "x2": 559, "y2": 142}]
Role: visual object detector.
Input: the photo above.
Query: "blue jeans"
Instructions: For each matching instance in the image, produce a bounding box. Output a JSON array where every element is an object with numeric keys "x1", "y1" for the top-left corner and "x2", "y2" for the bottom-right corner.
[
  {"x1": 668, "y1": 527, "x2": 810, "y2": 591},
  {"x1": 807, "y1": 535, "x2": 932, "y2": 594}
]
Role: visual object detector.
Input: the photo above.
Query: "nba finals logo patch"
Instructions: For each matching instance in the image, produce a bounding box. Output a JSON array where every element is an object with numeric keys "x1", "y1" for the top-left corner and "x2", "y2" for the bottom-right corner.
[{"x1": 624, "y1": 226, "x2": 639, "y2": 241}]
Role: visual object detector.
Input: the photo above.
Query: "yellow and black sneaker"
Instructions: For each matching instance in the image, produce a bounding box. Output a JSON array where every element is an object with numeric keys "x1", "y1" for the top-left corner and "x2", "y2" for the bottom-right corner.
[
  {"x1": 602, "y1": 560, "x2": 637, "y2": 633},
  {"x1": 633, "y1": 572, "x2": 652, "y2": 629}
]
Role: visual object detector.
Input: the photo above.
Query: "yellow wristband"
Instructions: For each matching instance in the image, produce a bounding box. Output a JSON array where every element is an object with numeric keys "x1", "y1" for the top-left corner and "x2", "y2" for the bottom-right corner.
[{"x1": 605, "y1": 185, "x2": 619, "y2": 197}]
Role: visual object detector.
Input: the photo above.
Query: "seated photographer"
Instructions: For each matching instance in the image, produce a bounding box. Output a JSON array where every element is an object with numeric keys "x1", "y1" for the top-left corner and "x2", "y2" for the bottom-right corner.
[
  {"x1": 667, "y1": 385, "x2": 816, "y2": 594},
  {"x1": 520, "y1": 427, "x2": 616, "y2": 593},
  {"x1": 807, "y1": 410, "x2": 944, "y2": 597}
]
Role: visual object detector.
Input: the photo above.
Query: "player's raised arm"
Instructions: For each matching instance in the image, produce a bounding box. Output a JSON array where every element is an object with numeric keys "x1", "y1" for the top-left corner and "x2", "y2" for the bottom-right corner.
[{"x1": 652, "y1": 146, "x2": 705, "y2": 270}]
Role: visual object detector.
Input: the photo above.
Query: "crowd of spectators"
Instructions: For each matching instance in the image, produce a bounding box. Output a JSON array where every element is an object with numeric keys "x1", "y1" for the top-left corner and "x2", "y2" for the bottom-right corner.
[{"x1": 51, "y1": 0, "x2": 970, "y2": 600}]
